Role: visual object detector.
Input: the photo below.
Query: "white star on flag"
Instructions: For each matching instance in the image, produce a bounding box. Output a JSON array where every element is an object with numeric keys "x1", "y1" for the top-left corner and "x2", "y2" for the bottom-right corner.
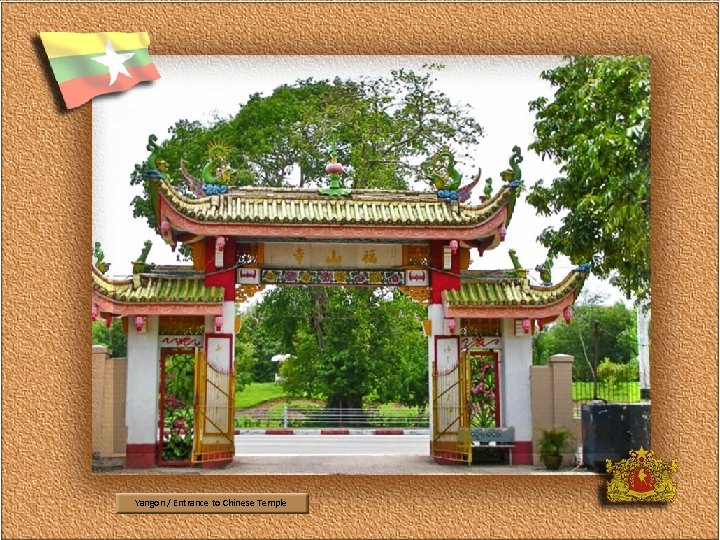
[{"x1": 91, "y1": 40, "x2": 135, "y2": 86}]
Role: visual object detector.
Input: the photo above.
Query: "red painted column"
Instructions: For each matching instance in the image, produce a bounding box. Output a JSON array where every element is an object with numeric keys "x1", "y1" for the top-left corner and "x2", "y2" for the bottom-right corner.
[
  {"x1": 429, "y1": 240, "x2": 461, "y2": 304},
  {"x1": 512, "y1": 442, "x2": 533, "y2": 465},
  {"x1": 204, "y1": 236, "x2": 237, "y2": 301},
  {"x1": 125, "y1": 444, "x2": 157, "y2": 468}
]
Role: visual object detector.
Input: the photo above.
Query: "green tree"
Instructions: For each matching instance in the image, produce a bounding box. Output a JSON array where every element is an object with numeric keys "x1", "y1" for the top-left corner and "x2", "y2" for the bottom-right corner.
[
  {"x1": 533, "y1": 301, "x2": 638, "y2": 381},
  {"x1": 527, "y1": 56, "x2": 650, "y2": 303},
  {"x1": 92, "y1": 319, "x2": 127, "y2": 357},
  {"x1": 130, "y1": 66, "x2": 483, "y2": 230},
  {"x1": 259, "y1": 286, "x2": 428, "y2": 410}
]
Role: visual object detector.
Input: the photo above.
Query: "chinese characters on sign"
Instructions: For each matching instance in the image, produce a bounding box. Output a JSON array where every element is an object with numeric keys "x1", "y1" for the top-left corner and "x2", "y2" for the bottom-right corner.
[{"x1": 159, "y1": 335, "x2": 203, "y2": 348}]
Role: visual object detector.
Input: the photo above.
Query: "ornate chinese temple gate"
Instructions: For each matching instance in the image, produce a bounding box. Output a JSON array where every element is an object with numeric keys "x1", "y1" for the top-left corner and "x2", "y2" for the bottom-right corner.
[{"x1": 92, "y1": 141, "x2": 588, "y2": 468}]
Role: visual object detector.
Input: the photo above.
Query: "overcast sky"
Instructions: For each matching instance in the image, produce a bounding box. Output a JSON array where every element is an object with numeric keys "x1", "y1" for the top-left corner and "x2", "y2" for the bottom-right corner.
[{"x1": 92, "y1": 55, "x2": 629, "y2": 305}]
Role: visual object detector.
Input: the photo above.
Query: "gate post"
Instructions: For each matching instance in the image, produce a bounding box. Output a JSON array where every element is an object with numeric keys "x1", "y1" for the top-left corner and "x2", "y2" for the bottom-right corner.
[
  {"x1": 427, "y1": 303, "x2": 445, "y2": 453},
  {"x1": 125, "y1": 315, "x2": 160, "y2": 468},
  {"x1": 501, "y1": 318, "x2": 534, "y2": 464}
]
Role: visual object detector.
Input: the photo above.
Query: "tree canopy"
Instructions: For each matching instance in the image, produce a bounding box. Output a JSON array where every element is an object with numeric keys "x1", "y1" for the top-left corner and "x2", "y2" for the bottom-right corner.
[
  {"x1": 130, "y1": 66, "x2": 483, "y2": 230},
  {"x1": 527, "y1": 56, "x2": 650, "y2": 303}
]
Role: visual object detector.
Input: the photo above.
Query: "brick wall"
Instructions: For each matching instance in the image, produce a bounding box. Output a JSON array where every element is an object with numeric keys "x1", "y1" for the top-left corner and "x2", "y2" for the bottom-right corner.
[
  {"x1": 530, "y1": 354, "x2": 581, "y2": 467},
  {"x1": 92, "y1": 346, "x2": 128, "y2": 457}
]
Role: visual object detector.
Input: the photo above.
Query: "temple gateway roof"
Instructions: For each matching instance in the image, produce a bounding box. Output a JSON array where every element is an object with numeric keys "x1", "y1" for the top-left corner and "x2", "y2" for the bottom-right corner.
[
  {"x1": 154, "y1": 178, "x2": 520, "y2": 243},
  {"x1": 443, "y1": 267, "x2": 589, "y2": 320},
  {"x1": 92, "y1": 266, "x2": 225, "y2": 316}
]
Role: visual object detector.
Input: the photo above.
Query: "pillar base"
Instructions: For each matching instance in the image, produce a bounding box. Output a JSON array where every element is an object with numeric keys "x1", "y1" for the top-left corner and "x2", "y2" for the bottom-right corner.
[
  {"x1": 125, "y1": 444, "x2": 156, "y2": 468},
  {"x1": 512, "y1": 441, "x2": 533, "y2": 465},
  {"x1": 201, "y1": 458, "x2": 233, "y2": 469}
]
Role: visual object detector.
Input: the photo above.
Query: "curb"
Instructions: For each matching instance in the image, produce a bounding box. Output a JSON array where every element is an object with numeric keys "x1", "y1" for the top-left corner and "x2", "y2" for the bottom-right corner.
[{"x1": 234, "y1": 428, "x2": 429, "y2": 436}]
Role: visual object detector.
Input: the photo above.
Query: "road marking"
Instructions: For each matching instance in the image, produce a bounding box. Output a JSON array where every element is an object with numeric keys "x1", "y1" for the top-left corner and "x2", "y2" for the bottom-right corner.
[{"x1": 235, "y1": 453, "x2": 425, "y2": 457}]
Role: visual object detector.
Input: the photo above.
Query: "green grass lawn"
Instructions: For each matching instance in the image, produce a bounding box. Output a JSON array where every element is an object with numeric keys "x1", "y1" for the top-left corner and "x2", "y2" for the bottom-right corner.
[
  {"x1": 572, "y1": 381, "x2": 641, "y2": 402},
  {"x1": 234, "y1": 382, "x2": 288, "y2": 408}
]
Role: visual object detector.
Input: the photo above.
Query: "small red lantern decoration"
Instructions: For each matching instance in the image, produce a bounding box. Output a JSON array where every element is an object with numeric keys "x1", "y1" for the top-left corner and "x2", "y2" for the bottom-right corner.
[
  {"x1": 134, "y1": 315, "x2": 147, "y2": 333},
  {"x1": 563, "y1": 306, "x2": 572, "y2": 324},
  {"x1": 214, "y1": 315, "x2": 224, "y2": 333},
  {"x1": 445, "y1": 318, "x2": 456, "y2": 334},
  {"x1": 160, "y1": 217, "x2": 171, "y2": 237},
  {"x1": 92, "y1": 303, "x2": 99, "y2": 321},
  {"x1": 522, "y1": 318, "x2": 531, "y2": 334},
  {"x1": 215, "y1": 236, "x2": 226, "y2": 268},
  {"x1": 105, "y1": 316, "x2": 113, "y2": 328},
  {"x1": 499, "y1": 224, "x2": 507, "y2": 241},
  {"x1": 449, "y1": 239, "x2": 459, "y2": 255}
]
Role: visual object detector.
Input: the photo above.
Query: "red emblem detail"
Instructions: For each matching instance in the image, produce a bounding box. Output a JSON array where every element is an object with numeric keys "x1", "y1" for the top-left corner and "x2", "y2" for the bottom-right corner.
[{"x1": 627, "y1": 466, "x2": 655, "y2": 493}]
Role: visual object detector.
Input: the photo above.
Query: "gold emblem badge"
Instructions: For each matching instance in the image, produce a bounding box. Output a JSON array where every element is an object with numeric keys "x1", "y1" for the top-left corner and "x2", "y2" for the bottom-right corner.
[{"x1": 606, "y1": 447, "x2": 678, "y2": 503}]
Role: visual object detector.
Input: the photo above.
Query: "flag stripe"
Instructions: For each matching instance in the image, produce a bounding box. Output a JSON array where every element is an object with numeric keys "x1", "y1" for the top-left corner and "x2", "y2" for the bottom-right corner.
[
  {"x1": 39, "y1": 31, "x2": 150, "y2": 58},
  {"x1": 48, "y1": 48, "x2": 154, "y2": 83},
  {"x1": 58, "y1": 63, "x2": 160, "y2": 109}
]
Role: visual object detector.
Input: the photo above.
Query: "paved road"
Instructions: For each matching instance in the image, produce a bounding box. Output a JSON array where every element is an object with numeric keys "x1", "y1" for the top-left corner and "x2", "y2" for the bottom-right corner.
[{"x1": 235, "y1": 434, "x2": 429, "y2": 456}]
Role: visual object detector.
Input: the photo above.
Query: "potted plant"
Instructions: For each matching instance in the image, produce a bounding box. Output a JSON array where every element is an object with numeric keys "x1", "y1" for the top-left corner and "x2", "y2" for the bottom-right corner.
[{"x1": 538, "y1": 427, "x2": 574, "y2": 470}]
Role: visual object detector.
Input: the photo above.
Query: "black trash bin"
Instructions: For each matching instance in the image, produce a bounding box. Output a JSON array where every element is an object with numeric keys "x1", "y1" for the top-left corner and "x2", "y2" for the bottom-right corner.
[{"x1": 581, "y1": 402, "x2": 651, "y2": 472}]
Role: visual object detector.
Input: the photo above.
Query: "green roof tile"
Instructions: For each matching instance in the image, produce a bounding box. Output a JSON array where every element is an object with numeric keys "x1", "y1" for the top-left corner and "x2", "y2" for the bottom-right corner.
[
  {"x1": 443, "y1": 268, "x2": 588, "y2": 308},
  {"x1": 93, "y1": 267, "x2": 225, "y2": 305},
  {"x1": 157, "y1": 179, "x2": 520, "y2": 227}
]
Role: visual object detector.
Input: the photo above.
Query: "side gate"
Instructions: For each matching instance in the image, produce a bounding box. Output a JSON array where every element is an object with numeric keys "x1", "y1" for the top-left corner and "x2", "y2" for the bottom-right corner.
[
  {"x1": 432, "y1": 336, "x2": 472, "y2": 464},
  {"x1": 192, "y1": 334, "x2": 235, "y2": 465}
]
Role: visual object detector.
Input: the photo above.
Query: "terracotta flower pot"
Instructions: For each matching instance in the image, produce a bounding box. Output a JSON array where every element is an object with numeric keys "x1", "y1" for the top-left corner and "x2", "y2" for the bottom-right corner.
[{"x1": 542, "y1": 454, "x2": 563, "y2": 470}]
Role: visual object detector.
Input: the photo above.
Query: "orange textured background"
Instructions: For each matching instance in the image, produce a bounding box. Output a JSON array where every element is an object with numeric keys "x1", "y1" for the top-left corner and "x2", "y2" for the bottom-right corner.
[{"x1": 1, "y1": 3, "x2": 717, "y2": 539}]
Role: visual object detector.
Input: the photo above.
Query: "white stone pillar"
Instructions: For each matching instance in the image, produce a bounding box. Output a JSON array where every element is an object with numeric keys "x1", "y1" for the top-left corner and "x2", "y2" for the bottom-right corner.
[
  {"x1": 125, "y1": 315, "x2": 159, "y2": 467},
  {"x1": 427, "y1": 303, "x2": 446, "y2": 444},
  {"x1": 500, "y1": 318, "x2": 533, "y2": 452},
  {"x1": 636, "y1": 303, "x2": 651, "y2": 400}
]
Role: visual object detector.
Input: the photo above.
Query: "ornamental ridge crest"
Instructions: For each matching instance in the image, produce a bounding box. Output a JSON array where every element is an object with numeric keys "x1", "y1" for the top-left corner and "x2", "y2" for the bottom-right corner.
[{"x1": 605, "y1": 447, "x2": 678, "y2": 503}]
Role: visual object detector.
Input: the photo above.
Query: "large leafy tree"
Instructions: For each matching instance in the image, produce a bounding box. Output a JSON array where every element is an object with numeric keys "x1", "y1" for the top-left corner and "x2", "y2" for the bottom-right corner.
[
  {"x1": 533, "y1": 301, "x2": 638, "y2": 381},
  {"x1": 130, "y1": 66, "x2": 483, "y2": 229},
  {"x1": 527, "y1": 56, "x2": 650, "y2": 303}
]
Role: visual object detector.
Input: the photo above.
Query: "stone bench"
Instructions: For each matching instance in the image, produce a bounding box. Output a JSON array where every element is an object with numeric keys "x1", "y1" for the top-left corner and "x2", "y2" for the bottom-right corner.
[{"x1": 471, "y1": 427, "x2": 516, "y2": 465}]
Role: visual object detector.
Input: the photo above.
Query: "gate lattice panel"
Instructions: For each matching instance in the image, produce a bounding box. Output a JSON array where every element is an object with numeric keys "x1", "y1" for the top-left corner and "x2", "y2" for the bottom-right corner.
[
  {"x1": 192, "y1": 338, "x2": 235, "y2": 464},
  {"x1": 432, "y1": 336, "x2": 471, "y2": 464}
]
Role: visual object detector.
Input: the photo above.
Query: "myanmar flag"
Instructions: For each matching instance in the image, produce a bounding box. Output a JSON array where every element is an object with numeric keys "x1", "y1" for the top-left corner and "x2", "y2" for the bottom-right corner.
[{"x1": 39, "y1": 32, "x2": 160, "y2": 109}]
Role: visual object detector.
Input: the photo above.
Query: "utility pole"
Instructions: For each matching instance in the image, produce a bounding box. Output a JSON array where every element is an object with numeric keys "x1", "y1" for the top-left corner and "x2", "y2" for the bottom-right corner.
[
  {"x1": 637, "y1": 301, "x2": 651, "y2": 400},
  {"x1": 593, "y1": 320, "x2": 600, "y2": 400}
]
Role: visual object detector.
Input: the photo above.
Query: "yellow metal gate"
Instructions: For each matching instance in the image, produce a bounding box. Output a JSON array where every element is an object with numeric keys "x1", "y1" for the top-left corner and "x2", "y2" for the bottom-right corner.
[
  {"x1": 431, "y1": 336, "x2": 472, "y2": 464},
  {"x1": 192, "y1": 343, "x2": 235, "y2": 464}
]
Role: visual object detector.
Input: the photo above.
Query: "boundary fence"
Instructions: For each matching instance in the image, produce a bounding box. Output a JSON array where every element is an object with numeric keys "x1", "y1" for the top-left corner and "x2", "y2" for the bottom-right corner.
[
  {"x1": 572, "y1": 381, "x2": 642, "y2": 418},
  {"x1": 236, "y1": 406, "x2": 429, "y2": 429}
]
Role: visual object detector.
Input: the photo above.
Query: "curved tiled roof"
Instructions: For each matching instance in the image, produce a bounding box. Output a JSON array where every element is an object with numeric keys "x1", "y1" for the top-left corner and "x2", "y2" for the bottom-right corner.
[
  {"x1": 443, "y1": 267, "x2": 588, "y2": 309},
  {"x1": 92, "y1": 266, "x2": 225, "y2": 305},
  {"x1": 156, "y1": 179, "x2": 519, "y2": 227}
]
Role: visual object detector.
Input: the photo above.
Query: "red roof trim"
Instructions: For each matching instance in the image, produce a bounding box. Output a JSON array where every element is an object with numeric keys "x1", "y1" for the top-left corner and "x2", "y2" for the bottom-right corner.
[
  {"x1": 442, "y1": 292, "x2": 577, "y2": 320},
  {"x1": 93, "y1": 292, "x2": 224, "y2": 317}
]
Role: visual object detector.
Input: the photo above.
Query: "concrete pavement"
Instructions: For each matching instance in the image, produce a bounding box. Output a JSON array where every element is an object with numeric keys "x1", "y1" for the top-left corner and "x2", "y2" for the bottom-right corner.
[{"x1": 105, "y1": 455, "x2": 599, "y2": 476}]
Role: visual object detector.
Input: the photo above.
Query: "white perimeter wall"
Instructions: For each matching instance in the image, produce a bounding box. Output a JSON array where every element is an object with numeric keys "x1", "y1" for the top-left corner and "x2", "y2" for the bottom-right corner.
[
  {"x1": 500, "y1": 318, "x2": 533, "y2": 441},
  {"x1": 126, "y1": 316, "x2": 160, "y2": 445}
]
